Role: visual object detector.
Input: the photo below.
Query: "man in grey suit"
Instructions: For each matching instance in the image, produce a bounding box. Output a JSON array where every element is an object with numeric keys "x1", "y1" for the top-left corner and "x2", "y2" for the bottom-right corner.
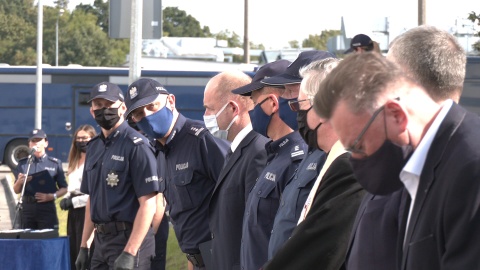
[{"x1": 204, "y1": 70, "x2": 269, "y2": 270}]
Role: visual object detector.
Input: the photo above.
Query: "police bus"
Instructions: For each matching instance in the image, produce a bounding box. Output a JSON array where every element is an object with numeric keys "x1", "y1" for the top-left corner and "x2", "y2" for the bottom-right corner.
[{"x1": 0, "y1": 63, "x2": 255, "y2": 170}]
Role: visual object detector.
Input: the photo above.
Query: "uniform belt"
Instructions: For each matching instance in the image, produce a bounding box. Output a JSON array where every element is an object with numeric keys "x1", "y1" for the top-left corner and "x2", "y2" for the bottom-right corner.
[
  {"x1": 94, "y1": 221, "x2": 132, "y2": 234},
  {"x1": 185, "y1": 253, "x2": 205, "y2": 268},
  {"x1": 22, "y1": 196, "x2": 36, "y2": 203}
]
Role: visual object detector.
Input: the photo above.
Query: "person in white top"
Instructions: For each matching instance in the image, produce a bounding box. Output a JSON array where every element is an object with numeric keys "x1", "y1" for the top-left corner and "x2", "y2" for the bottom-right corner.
[{"x1": 60, "y1": 124, "x2": 97, "y2": 270}]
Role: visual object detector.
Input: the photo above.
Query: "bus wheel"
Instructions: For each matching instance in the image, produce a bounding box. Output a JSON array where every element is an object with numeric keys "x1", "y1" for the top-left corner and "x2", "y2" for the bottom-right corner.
[{"x1": 4, "y1": 139, "x2": 29, "y2": 171}]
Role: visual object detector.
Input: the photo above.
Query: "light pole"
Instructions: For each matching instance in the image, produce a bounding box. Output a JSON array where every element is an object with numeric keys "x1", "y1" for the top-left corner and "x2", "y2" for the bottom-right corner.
[{"x1": 55, "y1": 8, "x2": 64, "y2": 66}]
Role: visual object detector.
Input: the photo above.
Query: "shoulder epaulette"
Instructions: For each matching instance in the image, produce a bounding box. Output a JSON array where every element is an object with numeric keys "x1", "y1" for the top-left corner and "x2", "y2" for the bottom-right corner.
[
  {"x1": 291, "y1": 144, "x2": 305, "y2": 161},
  {"x1": 186, "y1": 125, "x2": 207, "y2": 138},
  {"x1": 48, "y1": 156, "x2": 61, "y2": 164},
  {"x1": 129, "y1": 134, "x2": 145, "y2": 145}
]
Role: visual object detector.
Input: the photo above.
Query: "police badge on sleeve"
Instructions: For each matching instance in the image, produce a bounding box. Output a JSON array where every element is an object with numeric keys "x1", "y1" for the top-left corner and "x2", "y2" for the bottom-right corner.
[{"x1": 106, "y1": 170, "x2": 119, "y2": 187}]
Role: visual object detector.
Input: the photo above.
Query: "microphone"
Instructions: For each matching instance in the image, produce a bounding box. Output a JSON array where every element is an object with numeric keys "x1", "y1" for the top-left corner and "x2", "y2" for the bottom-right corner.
[{"x1": 28, "y1": 147, "x2": 37, "y2": 156}]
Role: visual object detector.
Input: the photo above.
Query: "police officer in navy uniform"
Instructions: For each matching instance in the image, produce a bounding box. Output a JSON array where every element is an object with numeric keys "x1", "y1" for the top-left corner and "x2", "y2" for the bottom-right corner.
[
  {"x1": 125, "y1": 78, "x2": 229, "y2": 270},
  {"x1": 260, "y1": 51, "x2": 335, "y2": 258},
  {"x1": 13, "y1": 129, "x2": 68, "y2": 229},
  {"x1": 231, "y1": 60, "x2": 309, "y2": 270},
  {"x1": 75, "y1": 82, "x2": 160, "y2": 270}
]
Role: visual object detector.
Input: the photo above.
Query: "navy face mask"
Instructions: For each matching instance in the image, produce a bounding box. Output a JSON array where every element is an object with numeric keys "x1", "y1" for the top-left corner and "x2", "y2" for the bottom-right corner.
[
  {"x1": 279, "y1": 97, "x2": 299, "y2": 130},
  {"x1": 136, "y1": 105, "x2": 173, "y2": 139},
  {"x1": 249, "y1": 97, "x2": 273, "y2": 138}
]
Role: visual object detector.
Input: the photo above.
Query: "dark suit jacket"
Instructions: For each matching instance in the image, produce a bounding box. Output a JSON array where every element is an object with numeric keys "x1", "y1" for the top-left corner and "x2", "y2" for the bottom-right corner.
[
  {"x1": 343, "y1": 189, "x2": 406, "y2": 270},
  {"x1": 263, "y1": 152, "x2": 365, "y2": 270},
  {"x1": 208, "y1": 130, "x2": 269, "y2": 270},
  {"x1": 401, "y1": 103, "x2": 480, "y2": 269}
]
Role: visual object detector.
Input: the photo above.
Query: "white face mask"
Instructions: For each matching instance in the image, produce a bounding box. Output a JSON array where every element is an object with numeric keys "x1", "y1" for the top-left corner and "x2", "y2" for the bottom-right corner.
[{"x1": 203, "y1": 103, "x2": 237, "y2": 140}]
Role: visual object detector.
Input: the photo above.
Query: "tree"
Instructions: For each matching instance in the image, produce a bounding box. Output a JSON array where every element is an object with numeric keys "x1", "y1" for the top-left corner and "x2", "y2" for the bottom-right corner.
[
  {"x1": 60, "y1": 9, "x2": 128, "y2": 66},
  {"x1": 163, "y1": 7, "x2": 211, "y2": 37},
  {"x1": 468, "y1": 11, "x2": 480, "y2": 52},
  {"x1": 302, "y1": 30, "x2": 341, "y2": 50},
  {"x1": 75, "y1": 0, "x2": 109, "y2": 33},
  {"x1": 215, "y1": 29, "x2": 242, "y2": 48},
  {"x1": 289, "y1": 40, "x2": 300, "y2": 49}
]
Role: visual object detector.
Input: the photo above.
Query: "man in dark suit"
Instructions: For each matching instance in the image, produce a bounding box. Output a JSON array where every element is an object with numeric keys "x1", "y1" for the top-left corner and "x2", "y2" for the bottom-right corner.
[
  {"x1": 344, "y1": 25, "x2": 468, "y2": 270},
  {"x1": 263, "y1": 58, "x2": 365, "y2": 270},
  {"x1": 203, "y1": 70, "x2": 269, "y2": 270},
  {"x1": 315, "y1": 52, "x2": 480, "y2": 270}
]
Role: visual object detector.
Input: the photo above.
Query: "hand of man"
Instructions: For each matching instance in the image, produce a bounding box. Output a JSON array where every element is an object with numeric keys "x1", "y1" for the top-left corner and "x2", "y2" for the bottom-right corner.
[
  {"x1": 113, "y1": 251, "x2": 135, "y2": 270},
  {"x1": 75, "y1": 247, "x2": 89, "y2": 270},
  {"x1": 60, "y1": 197, "x2": 73, "y2": 210}
]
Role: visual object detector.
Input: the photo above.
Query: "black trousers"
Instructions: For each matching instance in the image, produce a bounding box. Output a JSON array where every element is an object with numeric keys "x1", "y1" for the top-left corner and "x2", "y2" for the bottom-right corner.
[
  {"x1": 151, "y1": 214, "x2": 169, "y2": 270},
  {"x1": 91, "y1": 225, "x2": 155, "y2": 269},
  {"x1": 21, "y1": 201, "x2": 58, "y2": 229},
  {"x1": 68, "y1": 206, "x2": 91, "y2": 270}
]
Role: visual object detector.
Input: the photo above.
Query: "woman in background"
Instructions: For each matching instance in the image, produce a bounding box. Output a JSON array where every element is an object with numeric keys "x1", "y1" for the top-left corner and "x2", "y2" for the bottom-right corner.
[{"x1": 60, "y1": 124, "x2": 96, "y2": 270}]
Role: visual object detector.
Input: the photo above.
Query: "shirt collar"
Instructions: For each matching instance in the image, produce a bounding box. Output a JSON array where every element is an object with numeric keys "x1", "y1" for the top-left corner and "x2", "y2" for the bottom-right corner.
[
  {"x1": 400, "y1": 99, "x2": 453, "y2": 197},
  {"x1": 265, "y1": 131, "x2": 302, "y2": 155},
  {"x1": 166, "y1": 113, "x2": 185, "y2": 145},
  {"x1": 230, "y1": 124, "x2": 253, "y2": 152},
  {"x1": 100, "y1": 121, "x2": 128, "y2": 143}
]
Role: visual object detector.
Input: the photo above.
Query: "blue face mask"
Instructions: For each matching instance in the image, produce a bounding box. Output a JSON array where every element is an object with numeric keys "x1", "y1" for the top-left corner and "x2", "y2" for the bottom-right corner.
[
  {"x1": 279, "y1": 97, "x2": 298, "y2": 130},
  {"x1": 136, "y1": 105, "x2": 173, "y2": 139},
  {"x1": 249, "y1": 97, "x2": 273, "y2": 138}
]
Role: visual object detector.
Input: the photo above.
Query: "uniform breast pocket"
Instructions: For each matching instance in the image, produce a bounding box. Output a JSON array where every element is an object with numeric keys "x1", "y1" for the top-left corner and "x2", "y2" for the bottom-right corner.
[
  {"x1": 253, "y1": 181, "x2": 277, "y2": 227},
  {"x1": 293, "y1": 171, "x2": 317, "y2": 219},
  {"x1": 104, "y1": 162, "x2": 127, "y2": 188},
  {"x1": 172, "y1": 169, "x2": 195, "y2": 211}
]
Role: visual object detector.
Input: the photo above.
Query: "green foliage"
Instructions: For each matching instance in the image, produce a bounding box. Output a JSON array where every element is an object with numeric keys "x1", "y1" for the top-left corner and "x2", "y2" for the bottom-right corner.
[
  {"x1": 468, "y1": 11, "x2": 480, "y2": 52},
  {"x1": 163, "y1": 7, "x2": 211, "y2": 37},
  {"x1": 302, "y1": 30, "x2": 341, "y2": 50},
  {"x1": 215, "y1": 29, "x2": 243, "y2": 48},
  {"x1": 289, "y1": 40, "x2": 300, "y2": 49}
]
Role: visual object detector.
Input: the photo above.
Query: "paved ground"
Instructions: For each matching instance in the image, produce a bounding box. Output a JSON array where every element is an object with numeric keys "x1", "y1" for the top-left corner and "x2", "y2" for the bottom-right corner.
[{"x1": 0, "y1": 165, "x2": 16, "y2": 230}]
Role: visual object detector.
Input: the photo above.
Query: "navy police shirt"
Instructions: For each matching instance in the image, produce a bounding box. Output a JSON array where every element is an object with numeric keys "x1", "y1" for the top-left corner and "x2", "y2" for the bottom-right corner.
[
  {"x1": 14, "y1": 154, "x2": 67, "y2": 197},
  {"x1": 81, "y1": 121, "x2": 159, "y2": 224},
  {"x1": 156, "y1": 114, "x2": 229, "y2": 254},
  {"x1": 267, "y1": 148, "x2": 326, "y2": 258},
  {"x1": 240, "y1": 131, "x2": 307, "y2": 270}
]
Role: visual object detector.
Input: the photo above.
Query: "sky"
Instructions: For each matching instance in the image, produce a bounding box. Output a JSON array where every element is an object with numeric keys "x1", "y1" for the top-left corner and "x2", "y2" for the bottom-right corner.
[{"x1": 45, "y1": 0, "x2": 478, "y2": 49}]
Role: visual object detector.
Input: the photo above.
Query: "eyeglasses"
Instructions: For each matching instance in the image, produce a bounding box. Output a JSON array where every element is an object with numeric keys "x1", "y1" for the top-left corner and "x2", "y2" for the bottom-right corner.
[
  {"x1": 288, "y1": 98, "x2": 313, "y2": 112},
  {"x1": 345, "y1": 105, "x2": 385, "y2": 155}
]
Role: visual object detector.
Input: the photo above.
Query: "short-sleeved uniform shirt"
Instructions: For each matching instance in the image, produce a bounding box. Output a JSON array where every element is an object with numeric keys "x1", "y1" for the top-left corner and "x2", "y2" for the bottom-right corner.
[
  {"x1": 81, "y1": 121, "x2": 159, "y2": 224},
  {"x1": 268, "y1": 148, "x2": 326, "y2": 258},
  {"x1": 240, "y1": 131, "x2": 307, "y2": 270},
  {"x1": 14, "y1": 154, "x2": 68, "y2": 196},
  {"x1": 156, "y1": 114, "x2": 229, "y2": 254}
]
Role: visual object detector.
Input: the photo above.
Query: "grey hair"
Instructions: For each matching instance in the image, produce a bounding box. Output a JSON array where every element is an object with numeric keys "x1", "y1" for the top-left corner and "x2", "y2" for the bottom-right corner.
[
  {"x1": 388, "y1": 25, "x2": 466, "y2": 102},
  {"x1": 314, "y1": 52, "x2": 410, "y2": 119},
  {"x1": 299, "y1": 58, "x2": 340, "y2": 98}
]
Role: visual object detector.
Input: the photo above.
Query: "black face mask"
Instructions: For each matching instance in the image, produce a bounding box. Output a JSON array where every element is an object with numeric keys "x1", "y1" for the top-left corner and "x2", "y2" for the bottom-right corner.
[
  {"x1": 75, "y1": 141, "x2": 88, "y2": 153},
  {"x1": 349, "y1": 139, "x2": 410, "y2": 195},
  {"x1": 297, "y1": 108, "x2": 321, "y2": 149},
  {"x1": 94, "y1": 107, "x2": 121, "y2": 130}
]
